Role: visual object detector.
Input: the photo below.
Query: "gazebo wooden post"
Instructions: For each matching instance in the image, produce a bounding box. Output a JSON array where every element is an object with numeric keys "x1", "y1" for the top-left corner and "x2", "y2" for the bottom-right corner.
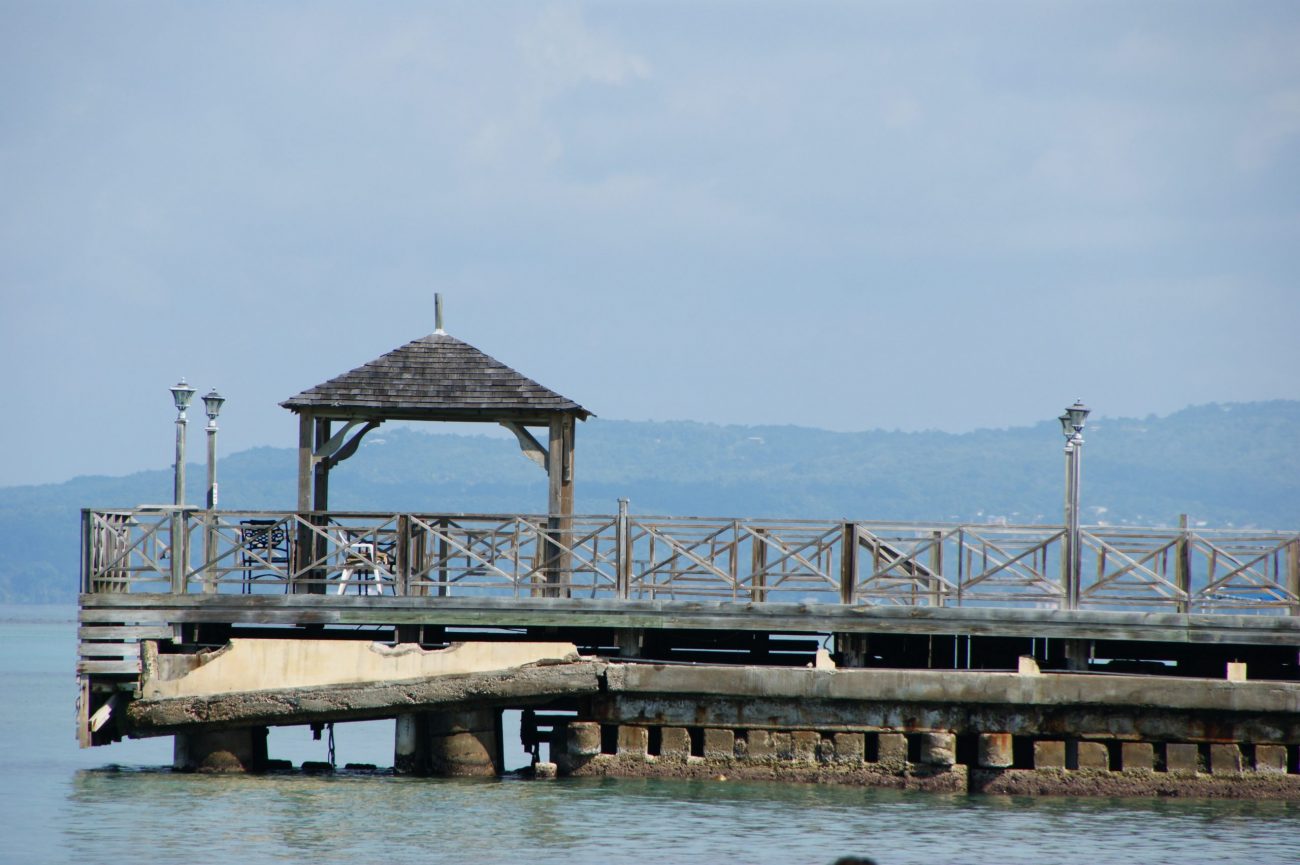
[
  {"x1": 294, "y1": 412, "x2": 316, "y2": 594},
  {"x1": 296, "y1": 412, "x2": 313, "y2": 512},
  {"x1": 545, "y1": 415, "x2": 575, "y2": 597},
  {"x1": 309, "y1": 418, "x2": 332, "y2": 594},
  {"x1": 313, "y1": 418, "x2": 332, "y2": 512},
  {"x1": 292, "y1": 411, "x2": 330, "y2": 595}
]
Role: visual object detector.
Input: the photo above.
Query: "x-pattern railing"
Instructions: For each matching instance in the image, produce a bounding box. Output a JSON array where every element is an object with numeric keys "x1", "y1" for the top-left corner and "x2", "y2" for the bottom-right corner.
[
  {"x1": 631, "y1": 519, "x2": 746, "y2": 599},
  {"x1": 1080, "y1": 531, "x2": 1187, "y2": 606},
  {"x1": 1189, "y1": 531, "x2": 1300, "y2": 610},
  {"x1": 1076, "y1": 528, "x2": 1300, "y2": 611},
  {"x1": 849, "y1": 525, "x2": 1065, "y2": 606},
  {"x1": 402, "y1": 514, "x2": 621, "y2": 597},
  {"x1": 80, "y1": 508, "x2": 1300, "y2": 615},
  {"x1": 952, "y1": 527, "x2": 1065, "y2": 601},
  {"x1": 84, "y1": 509, "x2": 175, "y2": 592},
  {"x1": 746, "y1": 523, "x2": 841, "y2": 595}
]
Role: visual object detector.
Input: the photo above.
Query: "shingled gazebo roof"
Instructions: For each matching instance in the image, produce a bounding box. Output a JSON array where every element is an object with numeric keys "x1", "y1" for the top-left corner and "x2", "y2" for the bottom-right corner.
[{"x1": 280, "y1": 332, "x2": 591, "y2": 424}]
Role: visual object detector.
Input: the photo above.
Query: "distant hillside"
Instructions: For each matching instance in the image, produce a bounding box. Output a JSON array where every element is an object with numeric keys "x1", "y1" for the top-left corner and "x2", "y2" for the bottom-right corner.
[{"x1": 3, "y1": 401, "x2": 1297, "y2": 603}]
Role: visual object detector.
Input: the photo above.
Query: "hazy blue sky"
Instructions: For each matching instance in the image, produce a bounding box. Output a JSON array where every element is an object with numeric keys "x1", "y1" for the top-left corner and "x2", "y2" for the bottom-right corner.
[{"x1": 3, "y1": 2, "x2": 1298, "y2": 486}]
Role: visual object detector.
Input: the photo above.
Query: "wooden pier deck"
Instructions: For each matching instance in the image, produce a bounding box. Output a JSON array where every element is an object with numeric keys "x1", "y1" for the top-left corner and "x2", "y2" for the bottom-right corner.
[{"x1": 79, "y1": 508, "x2": 1300, "y2": 768}]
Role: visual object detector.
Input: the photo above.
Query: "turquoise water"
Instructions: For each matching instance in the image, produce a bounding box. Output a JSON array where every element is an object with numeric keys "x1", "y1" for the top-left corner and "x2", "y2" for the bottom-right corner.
[{"x1": 4, "y1": 605, "x2": 1299, "y2": 865}]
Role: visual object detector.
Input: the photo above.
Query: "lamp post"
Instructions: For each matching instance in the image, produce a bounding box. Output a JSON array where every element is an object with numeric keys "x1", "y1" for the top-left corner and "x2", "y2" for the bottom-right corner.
[
  {"x1": 202, "y1": 390, "x2": 225, "y2": 593},
  {"x1": 169, "y1": 378, "x2": 196, "y2": 592},
  {"x1": 170, "y1": 379, "x2": 196, "y2": 506},
  {"x1": 203, "y1": 390, "x2": 225, "y2": 509},
  {"x1": 1059, "y1": 400, "x2": 1090, "y2": 609}
]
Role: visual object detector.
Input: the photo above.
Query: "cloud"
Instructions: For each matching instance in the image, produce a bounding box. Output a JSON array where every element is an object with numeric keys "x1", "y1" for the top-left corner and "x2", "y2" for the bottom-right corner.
[
  {"x1": 1236, "y1": 88, "x2": 1300, "y2": 172},
  {"x1": 522, "y1": 3, "x2": 650, "y2": 89}
]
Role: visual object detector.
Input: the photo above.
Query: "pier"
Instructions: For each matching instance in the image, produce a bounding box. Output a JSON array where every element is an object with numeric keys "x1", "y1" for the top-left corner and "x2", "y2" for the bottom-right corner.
[{"x1": 76, "y1": 322, "x2": 1300, "y2": 797}]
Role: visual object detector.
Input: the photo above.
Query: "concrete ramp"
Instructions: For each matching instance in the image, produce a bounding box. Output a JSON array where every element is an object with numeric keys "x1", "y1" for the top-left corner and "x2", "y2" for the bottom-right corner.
[
  {"x1": 127, "y1": 640, "x2": 600, "y2": 735},
  {"x1": 142, "y1": 639, "x2": 582, "y2": 699}
]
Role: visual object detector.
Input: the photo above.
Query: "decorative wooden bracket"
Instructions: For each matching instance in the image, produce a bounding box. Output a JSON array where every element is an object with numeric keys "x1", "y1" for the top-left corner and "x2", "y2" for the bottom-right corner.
[
  {"x1": 314, "y1": 420, "x2": 383, "y2": 469},
  {"x1": 501, "y1": 421, "x2": 548, "y2": 469}
]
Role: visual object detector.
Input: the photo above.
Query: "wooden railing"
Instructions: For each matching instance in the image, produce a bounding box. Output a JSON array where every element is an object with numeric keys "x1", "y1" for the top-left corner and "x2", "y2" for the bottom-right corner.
[{"x1": 81, "y1": 508, "x2": 1300, "y2": 614}]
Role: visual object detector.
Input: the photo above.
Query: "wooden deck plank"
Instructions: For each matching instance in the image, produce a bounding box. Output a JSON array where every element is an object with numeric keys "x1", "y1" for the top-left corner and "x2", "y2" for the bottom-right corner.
[
  {"x1": 76, "y1": 594, "x2": 1300, "y2": 646},
  {"x1": 78, "y1": 626, "x2": 174, "y2": 640},
  {"x1": 79, "y1": 642, "x2": 142, "y2": 658},
  {"x1": 77, "y1": 660, "x2": 142, "y2": 675},
  {"x1": 78, "y1": 608, "x2": 174, "y2": 624}
]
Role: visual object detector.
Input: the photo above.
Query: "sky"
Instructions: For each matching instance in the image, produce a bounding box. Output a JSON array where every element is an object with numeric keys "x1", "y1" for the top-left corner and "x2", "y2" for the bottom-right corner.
[{"x1": 2, "y1": 1, "x2": 1298, "y2": 487}]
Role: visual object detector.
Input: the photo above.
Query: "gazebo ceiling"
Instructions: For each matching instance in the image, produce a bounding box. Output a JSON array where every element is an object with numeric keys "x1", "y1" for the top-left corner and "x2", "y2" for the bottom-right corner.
[{"x1": 280, "y1": 332, "x2": 591, "y2": 425}]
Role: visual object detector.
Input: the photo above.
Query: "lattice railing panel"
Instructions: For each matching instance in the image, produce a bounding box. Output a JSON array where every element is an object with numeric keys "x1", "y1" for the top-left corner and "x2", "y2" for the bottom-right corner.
[{"x1": 81, "y1": 509, "x2": 1300, "y2": 615}]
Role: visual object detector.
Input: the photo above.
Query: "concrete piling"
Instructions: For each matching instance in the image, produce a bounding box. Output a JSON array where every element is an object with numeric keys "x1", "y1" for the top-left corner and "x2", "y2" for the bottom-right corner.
[
  {"x1": 703, "y1": 728, "x2": 734, "y2": 760},
  {"x1": 173, "y1": 727, "x2": 268, "y2": 773},
  {"x1": 1255, "y1": 744, "x2": 1288, "y2": 774},
  {"x1": 617, "y1": 725, "x2": 648, "y2": 758},
  {"x1": 921, "y1": 732, "x2": 956, "y2": 766},
  {"x1": 660, "y1": 727, "x2": 691, "y2": 759},
  {"x1": 556, "y1": 720, "x2": 601, "y2": 775},
  {"x1": 1210, "y1": 744, "x2": 1243, "y2": 775},
  {"x1": 1077, "y1": 741, "x2": 1109, "y2": 770},
  {"x1": 1121, "y1": 742, "x2": 1155, "y2": 772},
  {"x1": 1165, "y1": 743, "x2": 1200, "y2": 773},
  {"x1": 833, "y1": 732, "x2": 865, "y2": 764},
  {"x1": 978, "y1": 733, "x2": 1014, "y2": 768},
  {"x1": 792, "y1": 731, "x2": 819, "y2": 762},
  {"x1": 877, "y1": 733, "x2": 907, "y2": 769},
  {"x1": 746, "y1": 730, "x2": 776, "y2": 759},
  {"x1": 1033, "y1": 740, "x2": 1066, "y2": 770},
  {"x1": 427, "y1": 709, "x2": 500, "y2": 777}
]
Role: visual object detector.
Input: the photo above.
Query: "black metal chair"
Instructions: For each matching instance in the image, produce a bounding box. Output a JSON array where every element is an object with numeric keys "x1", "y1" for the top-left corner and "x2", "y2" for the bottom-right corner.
[{"x1": 239, "y1": 519, "x2": 291, "y2": 594}]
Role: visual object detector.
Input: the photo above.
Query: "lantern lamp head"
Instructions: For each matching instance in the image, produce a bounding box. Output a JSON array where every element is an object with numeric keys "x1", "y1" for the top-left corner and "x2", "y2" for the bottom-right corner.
[
  {"x1": 170, "y1": 378, "x2": 197, "y2": 414},
  {"x1": 203, "y1": 389, "x2": 225, "y2": 421},
  {"x1": 1066, "y1": 400, "x2": 1090, "y2": 432},
  {"x1": 1059, "y1": 413, "x2": 1074, "y2": 439}
]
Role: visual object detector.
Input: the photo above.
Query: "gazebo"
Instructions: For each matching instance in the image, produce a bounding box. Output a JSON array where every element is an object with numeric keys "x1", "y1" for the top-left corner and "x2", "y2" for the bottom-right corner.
[{"x1": 280, "y1": 304, "x2": 591, "y2": 520}]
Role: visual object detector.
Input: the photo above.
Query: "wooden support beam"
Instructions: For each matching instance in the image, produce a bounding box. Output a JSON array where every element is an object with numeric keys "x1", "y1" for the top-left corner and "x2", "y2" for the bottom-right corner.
[
  {"x1": 1288, "y1": 538, "x2": 1300, "y2": 618},
  {"x1": 839, "y1": 523, "x2": 856, "y2": 605},
  {"x1": 89, "y1": 692, "x2": 124, "y2": 734},
  {"x1": 296, "y1": 412, "x2": 313, "y2": 513},
  {"x1": 312, "y1": 417, "x2": 331, "y2": 513},
  {"x1": 545, "y1": 415, "x2": 576, "y2": 597},
  {"x1": 79, "y1": 594, "x2": 1300, "y2": 646},
  {"x1": 1176, "y1": 514, "x2": 1191, "y2": 614}
]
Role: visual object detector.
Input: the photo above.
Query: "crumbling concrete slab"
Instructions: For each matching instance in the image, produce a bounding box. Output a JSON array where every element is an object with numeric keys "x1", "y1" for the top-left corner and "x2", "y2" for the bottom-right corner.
[
  {"x1": 143, "y1": 639, "x2": 580, "y2": 699},
  {"x1": 127, "y1": 656, "x2": 604, "y2": 734}
]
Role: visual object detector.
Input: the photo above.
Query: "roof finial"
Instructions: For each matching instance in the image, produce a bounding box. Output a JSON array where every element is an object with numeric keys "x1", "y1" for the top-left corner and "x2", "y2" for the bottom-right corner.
[{"x1": 435, "y1": 293, "x2": 445, "y2": 334}]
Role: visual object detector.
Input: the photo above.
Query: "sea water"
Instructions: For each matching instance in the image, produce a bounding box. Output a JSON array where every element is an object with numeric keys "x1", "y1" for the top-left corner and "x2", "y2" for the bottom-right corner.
[{"x1": 3, "y1": 604, "x2": 1298, "y2": 865}]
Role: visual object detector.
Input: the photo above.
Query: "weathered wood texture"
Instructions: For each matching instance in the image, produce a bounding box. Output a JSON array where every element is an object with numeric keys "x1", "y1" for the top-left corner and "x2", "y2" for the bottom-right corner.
[
  {"x1": 79, "y1": 594, "x2": 1300, "y2": 646},
  {"x1": 279, "y1": 332, "x2": 589, "y2": 423},
  {"x1": 82, "y1": 508, "x2": 1300, "y2": 614}
]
